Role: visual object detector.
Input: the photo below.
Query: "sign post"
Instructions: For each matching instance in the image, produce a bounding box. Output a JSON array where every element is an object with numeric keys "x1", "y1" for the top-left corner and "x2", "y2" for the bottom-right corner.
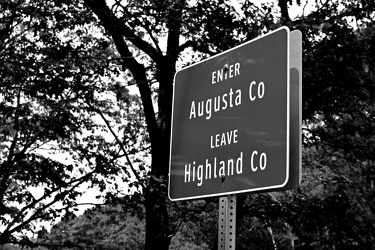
[
  {"x1": 218, "y1": 195, "x2": 237, "y2": 250},
  {"x1": 169, "y1": 26, "x2": 302, "y2": 249}
]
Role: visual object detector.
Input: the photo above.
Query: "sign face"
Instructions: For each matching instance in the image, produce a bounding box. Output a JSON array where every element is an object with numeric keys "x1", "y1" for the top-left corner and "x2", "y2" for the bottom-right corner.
[{"x1": 169, "y1": 27, "x2": 300, "y2": 201}]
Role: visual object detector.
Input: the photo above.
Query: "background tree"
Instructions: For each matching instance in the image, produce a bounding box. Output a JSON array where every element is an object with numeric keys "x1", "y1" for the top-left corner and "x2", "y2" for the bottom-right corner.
[
  {"x1": 0, "y1": 0, "x2": 149, "y2": 247},
  {"x1": 42, "y1": 203, "x2": 145, "y2": 250},
  {"x1": 81, "y1": 1, "x2": 254, "y2": 249},
  {"x1": 81, "y1": 0, "x2": 375, "y2": 248},
  {"x1": 235, "y1": 0, "x2": 375, "y2": 249},
  {"x1": 1, "y1": 0, "x2": 375, "y2": 249}
]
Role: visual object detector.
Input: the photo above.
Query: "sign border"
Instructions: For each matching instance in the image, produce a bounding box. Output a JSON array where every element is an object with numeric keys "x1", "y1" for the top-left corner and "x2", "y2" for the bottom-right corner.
[{"x1": 169, "y1": 27, "x2": 291, "y2": 201}]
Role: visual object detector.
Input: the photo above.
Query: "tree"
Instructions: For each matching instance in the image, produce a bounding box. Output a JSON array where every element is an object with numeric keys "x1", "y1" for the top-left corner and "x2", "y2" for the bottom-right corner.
[
  {"x1": 43, "y1": 197, "x2": 219, "y2": 250},
  {"x1": 272, "y1": 0, "x2": 375, "y2": 248},
  {"x1": 80, "y1": 0, "x2": 282, "y2": 249},
  {"x1": 82, "y1": 0, "x2": 375, "y2": 248},
  {"x1": 42, "y1": 204, "x2": 145, "y2": 250},
  {"x1": 0, "y1": 0, "x2": 149, "y2": 247},
  {"x1": 2, "y1": 0, "x2": 375, "y2": 249}
]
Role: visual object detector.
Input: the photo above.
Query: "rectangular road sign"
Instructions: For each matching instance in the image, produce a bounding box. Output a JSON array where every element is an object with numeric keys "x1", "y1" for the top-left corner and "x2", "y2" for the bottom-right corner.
[{"x1": 169, "y1": 27, "x2": 301, "y2": 201}]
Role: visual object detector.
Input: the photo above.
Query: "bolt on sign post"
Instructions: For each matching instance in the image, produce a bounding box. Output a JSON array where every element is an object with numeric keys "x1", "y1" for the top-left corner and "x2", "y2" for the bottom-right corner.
[{"x1": 169, "y1": 26, "x2": 302, "y2": 249}]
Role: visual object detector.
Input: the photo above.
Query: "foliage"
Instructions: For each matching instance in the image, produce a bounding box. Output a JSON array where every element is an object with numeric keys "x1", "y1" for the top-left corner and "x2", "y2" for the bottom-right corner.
[
  {"x1": 169, "y1": 199, "x2": 218, "y2": 250},
  {"x1": 1, "y1": 0, "x2": 375, "y2": 249},
  {"x1": 294, "y1": 3, "x2": 375, "y2": 247},
  {"x1": 231, "y1": 1, "x2": 375, "y2": 248},
  {"x1": 0, "y1": 0, "x2": 148, "y2": 247},
  {"x1": 232, "y1": 147, "x2": 374, "y2": 250},
  {"x1": 41, "y1": 204, "x2": 145, "y2": 250},
  {"x1": 43, "y1": 199, "x2": 218, "y2": 250}
]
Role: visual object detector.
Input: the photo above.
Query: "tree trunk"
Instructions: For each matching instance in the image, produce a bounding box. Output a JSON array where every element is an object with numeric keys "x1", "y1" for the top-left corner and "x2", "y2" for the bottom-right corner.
[
  {"x1": 144, "y1": 61, "x2": 175, "y2": 250},
  {"x1": 278, "y1": 0, "x2": 291, "y2": 22},
  {"x1": 144, "y1": 178, "x2": 171, "y2": 250},
  {"x1": 83, "y1": 1, "x2": 182, "y2": 249}
]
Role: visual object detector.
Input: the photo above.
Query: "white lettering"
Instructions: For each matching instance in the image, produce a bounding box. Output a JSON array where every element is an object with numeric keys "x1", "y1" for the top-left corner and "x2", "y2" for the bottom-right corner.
[
  {"x1": 197, "y1": 101, "x2": 204, "y2": 117},
  {"x1": 213, "y1": 157, "x2": 217, "y2": 178},
  {"x1": 235, "y1": 89, "x2": 241, "y2": 105},
  {"x1": 251, "y1": 151, "x2": 267, "y2": 172},
  {"x1": 217, "y1": 69, "x2": 223, "y2": 82},
  {"x1": 205, "y1": 159, "x2": 212, "y2": 179},
  {"x1": 212, "y1": 71, "x2": 216, "y2": 84},
  {"x1": 229, "y1": 88, "x2": 234, "y2": 107},
  {"x1": 189, "y1": 101, "x2": 196, "y2": 119},
  {"x1": 236, "y1": 152, "x2": 243, "y2": 174},
  {"x1": 227, "y1": 158, "x2": 234, "y2": 176},
  {"x1": 197, "y1": 164, "x2": 203, "y2": 186},
  {"x1": 183, "y1": 152, "x2": 243, "y2": 186},
  {"x1": 251, "y1": 151, "x2": 258, "y2": 171},
  {"x1": 249, "y1": 81, "x2": 265, "y2": 101},
  {"x1": 206, "y1": 99, "x2": 212, "y2": 120},
  {"x1": 229, "y1": 64, "x2": 234, "y2": 78},
  {"x1": 219, "y1": 161, "x2": 225, "y2": 177},
  {"x1": 222, "y1": 94, "x2": 228, "y2": 110},
  {"x1": 260, "y1": 152, "x2": 267, "y2": 170},
  {"x1": 249, "y1": 81, "x2": 257, "y2": 101},
  {"x1": 211, "y1": 63, "x2": 241, "y2": 84},
  {"x1": 210, "y1": 129, "x2": 239, "y2": 148},
  {"x1": 235, "y1": 62, "x2": 240, "y2": 76},
  {"x1": 258, "y1": 82, "x2": 265, "y2": 99},
  {"x1": 185, "y1": 164, "x2": 191, "y2": 182},
  {"x1": 189, "y1": 88, "x2": 241, "y2": 120}
]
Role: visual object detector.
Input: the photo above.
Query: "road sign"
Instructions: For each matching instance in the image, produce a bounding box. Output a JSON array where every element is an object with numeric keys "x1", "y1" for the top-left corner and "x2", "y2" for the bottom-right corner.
[{"x1": 169, "y1": 27, "x2": 301, "y2": 201}]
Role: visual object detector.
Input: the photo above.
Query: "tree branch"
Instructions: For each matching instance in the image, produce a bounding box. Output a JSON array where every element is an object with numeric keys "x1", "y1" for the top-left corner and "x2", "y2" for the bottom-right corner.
[
  {"x1": 166, "y1": 0, "x2": 185, "y2": 62},
  {"x1": 84, "y1": 0, "x2": 163, "y2": 65},
  {"x1": 87, "y1": 102, "x2": 145, "y2": 190},
  {"x1": 84, "y1": 0, "x2": 161, "y2": 156},
  {"x1": 4, "y1": 169, "x2": 96, "y2": 235},
  {"x1": 278, "y1": 0, "x2": 291, "y2": 22}
]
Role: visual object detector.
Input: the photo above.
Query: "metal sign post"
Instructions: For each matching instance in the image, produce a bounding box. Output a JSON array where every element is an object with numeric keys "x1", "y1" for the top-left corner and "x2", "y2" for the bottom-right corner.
[{"x1": 218, "y1": 195, "x2": 237, "y2": 249}]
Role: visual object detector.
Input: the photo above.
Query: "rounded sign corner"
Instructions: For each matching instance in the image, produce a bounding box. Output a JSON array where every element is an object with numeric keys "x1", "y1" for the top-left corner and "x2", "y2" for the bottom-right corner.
[
  {"x1": 292, "y1": 29, "x2": 302, "y2": 37},
  {"x1": 173, "y1": 70, "x2": 181, "y2": 83},
  {"x1": 280, "y1": 168, "x2": 290, "y2": 188},
  {"x1": 168, "y1": 191, "x2": 177, "y2": 202},
  {"x1": 278, "y1": 26, "x2": 290, "y2": 34}
]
